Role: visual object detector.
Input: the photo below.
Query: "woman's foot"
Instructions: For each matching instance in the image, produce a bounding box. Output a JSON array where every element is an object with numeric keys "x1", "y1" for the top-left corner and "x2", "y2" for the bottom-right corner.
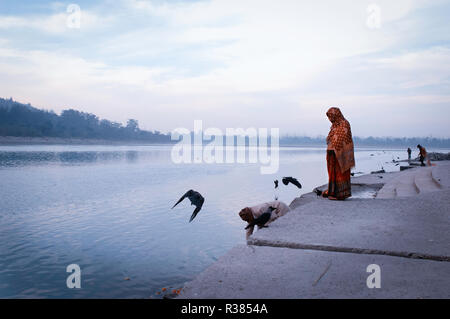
[{"x1": 328, "y1": 195, "x2": 350, "y2": 201}]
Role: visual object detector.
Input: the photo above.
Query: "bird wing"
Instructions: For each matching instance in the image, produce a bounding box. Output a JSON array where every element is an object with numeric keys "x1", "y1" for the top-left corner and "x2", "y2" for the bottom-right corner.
[
  {"x1": 291, "y1": 178, "x2": 302, "y2": 189},
  {"x1": 189, "y1": 194, "x2": 205, "y2": 222},
  {"x1": 283, "y1": 177, "x2": 302, "y2": 189},
  {"x1": 171, "y1": 190, "x2": 192, "y2": 209},
  {"x1": 189, "y1": 202, "x2": 203, "y2": 223}
]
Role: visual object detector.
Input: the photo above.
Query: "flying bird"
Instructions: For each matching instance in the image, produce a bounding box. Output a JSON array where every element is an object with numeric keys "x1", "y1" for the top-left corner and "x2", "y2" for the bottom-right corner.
[
  {"x1": 282, "y1": 177, "x2": 302, "y2": 189},
  {"x1": 172, "y1": 189, "x2": 205, "y2": 222},
  {"x1": 245, "y1": 206, "x2": 276, "y2": 230}
]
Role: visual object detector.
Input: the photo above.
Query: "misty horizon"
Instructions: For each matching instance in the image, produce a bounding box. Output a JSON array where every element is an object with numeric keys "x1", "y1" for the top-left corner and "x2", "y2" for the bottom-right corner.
[{"x1": 2, "y1": 97, "x2": 450, "y2": 148}]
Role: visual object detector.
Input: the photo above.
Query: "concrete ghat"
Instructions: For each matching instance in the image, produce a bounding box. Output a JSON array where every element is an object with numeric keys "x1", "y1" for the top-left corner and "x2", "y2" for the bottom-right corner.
[
  {"x1": 178, "y1": 161, "x2": 450, "y2": 299},
  {"x1": 178, "y1": 245, "x2": 450, "y2": 299},
  {"x1": 249, "y1": 190, "x2": 450, "y2": 259}
]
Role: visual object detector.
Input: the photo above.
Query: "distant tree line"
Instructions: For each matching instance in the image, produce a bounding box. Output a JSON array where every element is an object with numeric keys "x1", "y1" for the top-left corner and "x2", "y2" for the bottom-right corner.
[
  {"x1": 280, "y1": 135, "x2": 450, "y2": 148},
  {"x1": 1, "y1": 97, "x2": 449, "y2": 147},
  {"x1": 352, "y1": 136, "x2": 450, "y2": 148},
  {"x1": 0, "y1": 98, "x2": 171, "y2": 143}
]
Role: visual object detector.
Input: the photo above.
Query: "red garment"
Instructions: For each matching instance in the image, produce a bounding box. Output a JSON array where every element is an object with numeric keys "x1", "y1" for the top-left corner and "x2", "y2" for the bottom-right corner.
[
  {"x1": 324, "y1": 107, "x2": 354, "y2": 200},
  {"x1": 324, "y1": 150, "x2": 352, "y2": 200}
]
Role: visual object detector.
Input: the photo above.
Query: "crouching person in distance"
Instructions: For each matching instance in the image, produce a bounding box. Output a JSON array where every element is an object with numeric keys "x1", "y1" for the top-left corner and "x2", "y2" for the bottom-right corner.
[{"x1": 239, "y1": 200, "x2": 290, "y2": 239}]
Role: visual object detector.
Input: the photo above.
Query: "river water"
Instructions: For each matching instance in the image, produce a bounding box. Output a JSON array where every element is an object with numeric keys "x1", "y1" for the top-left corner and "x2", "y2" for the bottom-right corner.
[{"x1": 0, "y1": 144, "x2": 440, "y2": 298}]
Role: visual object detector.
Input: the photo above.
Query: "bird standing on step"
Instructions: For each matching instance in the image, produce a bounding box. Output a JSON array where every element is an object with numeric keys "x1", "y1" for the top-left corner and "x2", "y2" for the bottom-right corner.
[{"x1": 245, "y1": 206, "x2": 276, "y2": 229}]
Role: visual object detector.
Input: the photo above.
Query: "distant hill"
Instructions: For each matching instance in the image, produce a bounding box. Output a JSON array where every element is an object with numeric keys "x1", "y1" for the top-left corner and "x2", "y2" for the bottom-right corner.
[
  {"x1": 0, "y1": 97, "x2": 172, "y2": 143},
  {"x1": 1, "y1": 97, "x2": 449, "y2": 147}
]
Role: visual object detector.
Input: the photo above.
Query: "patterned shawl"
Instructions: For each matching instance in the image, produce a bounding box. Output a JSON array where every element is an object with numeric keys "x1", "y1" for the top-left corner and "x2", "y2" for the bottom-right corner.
[{"x1": 326, "y1": 107, "x2": 355, "y2": 172}]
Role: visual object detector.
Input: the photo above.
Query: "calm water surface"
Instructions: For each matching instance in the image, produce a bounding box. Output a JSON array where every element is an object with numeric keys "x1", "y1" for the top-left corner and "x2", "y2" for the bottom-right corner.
[{"x1": 0, "y1": 145, "x2": 441, "y2": 298}]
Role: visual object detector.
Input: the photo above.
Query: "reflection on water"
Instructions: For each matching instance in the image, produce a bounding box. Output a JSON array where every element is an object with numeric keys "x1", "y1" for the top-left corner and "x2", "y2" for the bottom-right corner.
[
  {"x1": 0, "y1": 149, "x2": 168, "y2": 167},
  {"x1": 0, "y1": 145, "x2": 446, "y2": 298}
]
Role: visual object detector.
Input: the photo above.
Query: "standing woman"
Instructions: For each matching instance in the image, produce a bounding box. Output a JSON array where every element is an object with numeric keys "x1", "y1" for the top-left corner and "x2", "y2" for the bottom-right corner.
[{"x1": 322, "y1": 107, "x2": 355, "y2": 200}]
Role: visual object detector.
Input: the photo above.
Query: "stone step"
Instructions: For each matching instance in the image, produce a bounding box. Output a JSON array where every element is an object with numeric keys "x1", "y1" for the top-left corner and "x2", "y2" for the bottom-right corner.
[
  {"x1": 376, "y1": 166, "x2": 447, "y2": 199},
  {"x1": 376, "y1": 183, "x2": 396, "y2": 199},
  {"x1": 414, "y1": 168, "x2": 441, "y2": 194},
  {"x1": 395, "y1": 171, "x2": 419, "y2": 197},
  {"x1": 431, "y1": 164, "x2": 450, "y2": 188},
  {"x1": 376, "y1": 169, "x2": 418, "y2": 199}
]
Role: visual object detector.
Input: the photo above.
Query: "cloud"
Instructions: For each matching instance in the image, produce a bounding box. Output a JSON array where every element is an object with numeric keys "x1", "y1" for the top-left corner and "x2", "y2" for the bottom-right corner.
[
  {"x1": 0, "y1": 0, "x2": 449, "y2": 137},
  {"x1": 368, "y1": 47, "x2": 450, "y2": 89},
  {"x1": 0, "y1": 10, "x2": 107, "y2": 34},
  {"x1": 116, "y1": 0, "x2": 440, "y2": 93},
  {"x1": 0, "y1": 46, "x2": 172, "y2": 91}
]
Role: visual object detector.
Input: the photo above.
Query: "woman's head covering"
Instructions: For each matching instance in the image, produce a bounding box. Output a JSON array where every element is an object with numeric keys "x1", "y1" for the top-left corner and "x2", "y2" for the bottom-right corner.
[
  {"x1": 326, "y1": 107, "x2": 344, "y2": 123},
  {"x1": 326, "y1": 107, "x2": 355, "y2": 172}
]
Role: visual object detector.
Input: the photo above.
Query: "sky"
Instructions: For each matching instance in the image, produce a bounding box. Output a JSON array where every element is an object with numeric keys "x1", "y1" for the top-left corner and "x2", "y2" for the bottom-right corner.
[{"x1": 0, "y1": 0, "x2": 449, "y2": 137}]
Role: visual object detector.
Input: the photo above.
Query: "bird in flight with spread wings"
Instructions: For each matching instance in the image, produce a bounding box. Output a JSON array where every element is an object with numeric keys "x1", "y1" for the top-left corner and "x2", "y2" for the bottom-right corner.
[{"x1": 171, "y1": 189, "x2": 205, "y2": 223}]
